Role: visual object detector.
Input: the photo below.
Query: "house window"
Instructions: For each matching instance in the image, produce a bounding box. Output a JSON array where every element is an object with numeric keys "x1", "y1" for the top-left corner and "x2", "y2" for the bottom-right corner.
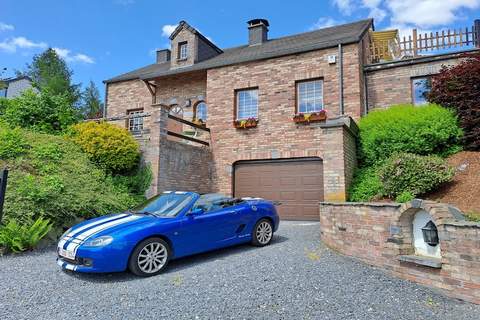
[
  {"x1": 127, "y1": 109, "x2": 144, "y2": 132},
  {"x1": 296, "y1": 79, "x2": 323, "y2": 113},
  {"x1": 412, "y1": 76, "x2": 432, "y2": 105},
  {"x1": 196, "y1": 102, "x2": 207, "y2": 121},
  {"x1": 178, "y1": 42, "x2": 188, "y2": 60},
  {"x1": 236, "y1": 89, "x2": 258, "y2": 120}
]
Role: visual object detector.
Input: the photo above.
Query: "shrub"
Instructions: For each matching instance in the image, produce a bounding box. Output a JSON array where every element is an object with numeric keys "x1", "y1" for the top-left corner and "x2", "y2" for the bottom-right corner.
[
  {"x1": 70, "y1": 121, "x2": 140, "y2": 173},
  {"x1": 379, "y1": 153, "x2": 454, "y2": 199},
  {"x1": 0, "y1": 127, "x2": 139, "y2": 227},
  {"x1": 1, "y1": 89, "x2": 80, "y2": 133},
  {"x1": 0, "y1": 218, "x2": 52, "y2": 253},
  {"x1": 358, "y1": 104, "x2": 462, "y2": 166},
  {"x1": 348, "y1": 166, "x2": 383, "y2": 202},
  {"x1": 428, "y1": 53, "x2": 480, "y2": 150},
  {"x1": 111, "y1": 164, "x2": 152, "y2": 201},
  {"x1": 395, "y1": 191, "x2": 414, "y2": 203},
  {"x1": 0, "y1": 126, "x2": 29, "y2": 159}
]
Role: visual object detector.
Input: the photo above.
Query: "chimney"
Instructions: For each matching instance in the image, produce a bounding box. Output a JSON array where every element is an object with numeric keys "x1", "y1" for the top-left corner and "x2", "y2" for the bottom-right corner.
[
  {"x1": 156, "y1": 49, "x2": 171, "y2": 63},
  {"x1": 247, "y1": 19, "x2": 269, "y2": 45}
]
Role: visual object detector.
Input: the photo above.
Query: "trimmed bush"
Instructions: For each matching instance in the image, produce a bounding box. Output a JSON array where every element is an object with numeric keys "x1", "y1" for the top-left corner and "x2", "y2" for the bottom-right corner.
[
  {"x1": 428, "y1": 53, "x2": 480, "y2": 150},
  {"x1": 70, "y1": 121, "x2": 140, "y2": 173},
  {"x1": 379, "y1": 153, "x2": 454, "y2": 199},
  {"x1": 358, "y1": 104, "x2": 462, "y2": 166},
  {"x1": 1, "y1": 89, "x2": 80, "y2": 133},
  {"x1": 0, "y1": 125, "x2": 139, "y2": 227},
  {"x1": 348, "y1": 166, "x2": 383, "y2": 202},
  {"x1": 395, "y1": 191, "x2": 414, "y2": 203}
]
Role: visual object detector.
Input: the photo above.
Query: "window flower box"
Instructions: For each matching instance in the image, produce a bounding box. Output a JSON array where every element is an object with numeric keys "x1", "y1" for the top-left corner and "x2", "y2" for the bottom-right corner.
[
  {"x1": 293, "y1": 110, "x2": 327, "y2": 124},
  {"x1": 192, "y1": 118, "x2": 207, "y2": 128},
  {"x1": 233, "y1": 118, "x2": 258, "y2": 129}
]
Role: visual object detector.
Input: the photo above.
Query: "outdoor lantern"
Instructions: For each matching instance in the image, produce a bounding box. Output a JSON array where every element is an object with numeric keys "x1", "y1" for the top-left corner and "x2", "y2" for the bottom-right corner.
[{"x1": 421, "y1": 220, "x2": 439, "y2": 246}]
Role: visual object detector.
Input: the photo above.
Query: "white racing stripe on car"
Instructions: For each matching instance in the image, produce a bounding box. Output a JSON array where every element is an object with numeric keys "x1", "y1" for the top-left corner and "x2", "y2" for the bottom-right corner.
[
  {"x1": 66, "y1": 213, "x2": 129, "y2": 238},
  {"x1": 65, "y1": 215, "x2": 141, "y2": 257}
]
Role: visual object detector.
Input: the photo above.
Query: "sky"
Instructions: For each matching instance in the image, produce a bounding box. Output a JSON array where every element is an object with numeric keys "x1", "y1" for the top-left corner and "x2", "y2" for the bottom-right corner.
[{"x1": 1, "y1": 0, "x2": 479, "y2": 99}]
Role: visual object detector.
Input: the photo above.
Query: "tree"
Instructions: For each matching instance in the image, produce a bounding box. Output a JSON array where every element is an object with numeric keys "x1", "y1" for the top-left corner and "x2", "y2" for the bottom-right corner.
[
  {"x1": 81, "y1": 81, "x2": 104, "y2": 119},
  {"x1": 428, "y1": 53, "x2": 480, "y2": 150},
  {"x1": 25, "y1": 48, "x2": 81, "y2": 105}
]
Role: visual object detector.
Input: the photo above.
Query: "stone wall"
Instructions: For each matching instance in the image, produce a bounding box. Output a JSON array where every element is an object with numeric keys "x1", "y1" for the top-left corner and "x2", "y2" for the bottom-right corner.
[
  {"x1": 319, "y1": 200, "x2": 480, "y2": 304},
  {"x1": 134, "y1": 107, "x2": 213, "y2": 197}
]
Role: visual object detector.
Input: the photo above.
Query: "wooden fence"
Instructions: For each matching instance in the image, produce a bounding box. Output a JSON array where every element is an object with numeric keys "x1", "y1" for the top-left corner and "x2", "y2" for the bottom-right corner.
[{"x1": 369, "y1": 19, "x2": 480, "y2": 63}]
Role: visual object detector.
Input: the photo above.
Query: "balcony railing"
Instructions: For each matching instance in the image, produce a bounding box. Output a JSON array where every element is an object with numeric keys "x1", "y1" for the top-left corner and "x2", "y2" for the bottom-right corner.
[{"x1": 368, "y1": 19, "x2": 480, "y2": 64}]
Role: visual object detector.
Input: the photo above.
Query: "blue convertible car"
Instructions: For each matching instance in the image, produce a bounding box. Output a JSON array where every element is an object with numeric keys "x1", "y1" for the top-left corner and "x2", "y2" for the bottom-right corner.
[{"x1": 57, "y1": 191, "x2": 280, "y2": 276}]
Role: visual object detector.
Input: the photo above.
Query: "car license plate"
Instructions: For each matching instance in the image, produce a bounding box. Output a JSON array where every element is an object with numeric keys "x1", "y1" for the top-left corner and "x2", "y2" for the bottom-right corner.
[{"x1": 58, "y1": 248, "x2": 75, "y2": 260}]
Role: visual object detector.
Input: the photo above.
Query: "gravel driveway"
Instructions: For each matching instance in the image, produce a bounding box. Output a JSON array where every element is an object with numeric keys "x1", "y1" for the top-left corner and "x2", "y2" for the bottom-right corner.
[{"x1": 1, "y1": 221, "x2": 479, "y2": 320}]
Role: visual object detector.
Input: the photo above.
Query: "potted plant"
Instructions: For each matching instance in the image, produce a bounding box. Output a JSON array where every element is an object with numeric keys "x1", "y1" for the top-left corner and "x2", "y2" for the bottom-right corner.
[
  {"x1": 293, "y1": 110, "x2": 327, "y2": 124},
  {"x1": 233, "y1": 118, "x2": 259, "y2": 129},
  {"x1": 192, "y1": 118, "x2": 206, "y2": 128}
]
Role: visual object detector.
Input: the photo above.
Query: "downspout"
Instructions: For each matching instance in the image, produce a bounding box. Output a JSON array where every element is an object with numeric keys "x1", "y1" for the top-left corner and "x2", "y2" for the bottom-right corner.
[
  {"x1": 338, "y1": 43, "x2": 344, "y2": 115},
  {"x1": 103, "y1": 82, "x2": 108, "y2": 118}
]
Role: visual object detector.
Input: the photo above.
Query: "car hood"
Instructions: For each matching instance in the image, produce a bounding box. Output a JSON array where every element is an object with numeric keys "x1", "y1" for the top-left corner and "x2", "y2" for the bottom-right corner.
[{"x1": 65, "y1": 213, "x2": 169, "y2": 241}]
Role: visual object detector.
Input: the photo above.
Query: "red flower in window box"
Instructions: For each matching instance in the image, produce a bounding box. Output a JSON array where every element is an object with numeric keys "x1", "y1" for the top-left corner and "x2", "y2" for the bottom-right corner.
[
  {"x1": 293, "y1": 110, "x2": 327, "y2": 124},
  {"x1": 233, "y1": 118, "x2": 258, "y2": 129}
]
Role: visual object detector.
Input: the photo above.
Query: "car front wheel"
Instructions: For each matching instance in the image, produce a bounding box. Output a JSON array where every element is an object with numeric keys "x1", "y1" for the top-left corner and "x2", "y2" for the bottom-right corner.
[
  {"x1": 129, "y1": 237, "x2": 170, "y2": 276},
  {"x1": 251, "y1": 219, "x2": 273, "y2": 247}
]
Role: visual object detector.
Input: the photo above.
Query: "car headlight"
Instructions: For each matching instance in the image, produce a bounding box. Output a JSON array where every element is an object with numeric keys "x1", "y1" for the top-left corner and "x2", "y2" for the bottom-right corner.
[{"x1": 83, "y1": 236, "x2": 113, "y2": 247}]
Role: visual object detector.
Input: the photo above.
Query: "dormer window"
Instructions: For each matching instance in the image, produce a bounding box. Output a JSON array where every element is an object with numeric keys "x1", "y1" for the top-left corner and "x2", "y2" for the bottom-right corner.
[{"x1": 178, "y1": 42, "x2": 188, "y2": 60}]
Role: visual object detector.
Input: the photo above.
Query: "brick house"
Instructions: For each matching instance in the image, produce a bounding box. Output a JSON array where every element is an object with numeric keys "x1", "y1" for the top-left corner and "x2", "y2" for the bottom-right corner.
[{"x1": 104, "y1": 18, "x2": 480, "y2": 220}]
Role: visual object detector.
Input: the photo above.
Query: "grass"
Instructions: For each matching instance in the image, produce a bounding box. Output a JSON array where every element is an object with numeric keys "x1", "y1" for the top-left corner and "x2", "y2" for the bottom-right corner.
[{"x1": 464, "y1": 211, "x2": 480, "y2": 222}]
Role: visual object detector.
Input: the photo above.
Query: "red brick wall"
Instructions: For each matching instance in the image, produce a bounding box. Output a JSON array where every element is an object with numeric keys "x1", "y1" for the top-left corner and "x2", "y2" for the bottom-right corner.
[
  {"x1": 365, "y1": 57, "x2": 463, "y2": 110},
  {"x1": 206, "y1": 46, "x2": 362, "y2": 200},
  {"x1": 320, "y1": 200, "x2": 480, "y2": 304}
]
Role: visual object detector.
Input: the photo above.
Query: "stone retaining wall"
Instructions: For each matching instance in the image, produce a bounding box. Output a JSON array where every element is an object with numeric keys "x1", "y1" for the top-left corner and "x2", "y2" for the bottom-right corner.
[{"x1": 319, "y1": 200, "x2": 480, "y2": 304}]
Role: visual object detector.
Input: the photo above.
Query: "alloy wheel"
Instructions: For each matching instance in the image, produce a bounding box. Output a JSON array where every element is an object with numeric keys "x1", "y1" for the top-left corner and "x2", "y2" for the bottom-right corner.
[
  {"x1": 137, "y1": 242, "x2": 168, "y2": 274},
  {"x1": 256, "y1": 221, "x2": 273, "y2": 245}
]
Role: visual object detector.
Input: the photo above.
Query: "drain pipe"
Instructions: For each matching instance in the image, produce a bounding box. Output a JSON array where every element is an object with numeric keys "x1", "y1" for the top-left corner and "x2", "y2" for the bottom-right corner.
[{"x1": 338, "y1": 43, "x2": 344, "y2": 115}]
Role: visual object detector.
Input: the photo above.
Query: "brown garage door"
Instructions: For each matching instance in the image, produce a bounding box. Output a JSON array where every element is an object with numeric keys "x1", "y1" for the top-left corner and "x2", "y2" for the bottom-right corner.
[{"x1": 234, "y1": 158, "x2": 323, "y2": 221}]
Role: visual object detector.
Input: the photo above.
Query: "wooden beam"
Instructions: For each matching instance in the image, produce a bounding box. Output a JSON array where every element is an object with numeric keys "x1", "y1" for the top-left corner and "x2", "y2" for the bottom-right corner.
[
  {"x1": 166, "y1": 131, "x2": 209, "y2": 146},
  {"x1": 168, "y1": 114, "x2": 211, "y2": 132}
]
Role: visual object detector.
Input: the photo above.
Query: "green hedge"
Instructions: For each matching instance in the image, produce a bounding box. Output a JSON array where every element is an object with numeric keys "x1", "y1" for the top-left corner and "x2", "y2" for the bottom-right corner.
[
  {"x1": 0, "y1": 125, "x2": 139, "y2": 227},
  {"x1": 358, "y1": 104, "x2": 462, "y2": 166}
]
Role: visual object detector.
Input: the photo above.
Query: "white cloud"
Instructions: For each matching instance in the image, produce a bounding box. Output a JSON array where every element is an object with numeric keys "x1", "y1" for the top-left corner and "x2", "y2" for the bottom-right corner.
[
  {"x1": 333, "y1": 0, "x2": 354, "y2": 15},
  {"x1": 161, "y1": 24, "x2": 178, "y2": 38},
  {"x1": 0, "y1": 36, "x2": 47, "y2": 53},
  {"x1": 0, "y1": 22, "x2": 14, "y2": 32},
  {"x1": 386, "y1": 0, "x2": 480, "y2": 28},
  {"x1": 311, "y1": 17, "x2": 342, "y2": 30},
  {"x1": 53, "y1": 47, "x2": 95, "y2": 64}
]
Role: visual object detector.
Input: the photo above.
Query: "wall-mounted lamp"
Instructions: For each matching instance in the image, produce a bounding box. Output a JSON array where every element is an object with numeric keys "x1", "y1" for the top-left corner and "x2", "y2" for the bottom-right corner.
[{"x1": 421, "y1": 221, "x2": 439, "y2": 246}]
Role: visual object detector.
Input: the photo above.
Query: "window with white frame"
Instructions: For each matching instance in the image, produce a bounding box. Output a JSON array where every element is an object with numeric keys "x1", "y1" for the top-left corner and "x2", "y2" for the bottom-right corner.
[
  {"x1": 196, "y1": 102, "x2": 207, "y2": 121},
  {"x1": 127, "y1": 109, "x2": 144, "y2": 132},
  {"x1": 297, "y1": 79, "x2": 324, "y2": 113},
  {"x1": 236, "y1": 89, "x2": 258, "y2": 120},
  {"x1": 178, "y1": 42, "x2": 188, "y2": 60},
  {"x1": 412, "y1": 76, "x2": 432, "y2": 105}
]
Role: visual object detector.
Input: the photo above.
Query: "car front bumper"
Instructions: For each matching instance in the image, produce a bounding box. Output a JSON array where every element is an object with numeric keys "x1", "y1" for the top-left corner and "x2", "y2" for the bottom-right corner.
[{"x1": 56, "y1": 243, "x2": 132, "y2": 273}]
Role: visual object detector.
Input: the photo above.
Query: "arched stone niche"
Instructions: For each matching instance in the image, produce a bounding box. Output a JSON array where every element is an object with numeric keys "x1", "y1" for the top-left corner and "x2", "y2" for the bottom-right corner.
[{"x1": 396, "y1": 200, "x2": 462, "y2": 267}]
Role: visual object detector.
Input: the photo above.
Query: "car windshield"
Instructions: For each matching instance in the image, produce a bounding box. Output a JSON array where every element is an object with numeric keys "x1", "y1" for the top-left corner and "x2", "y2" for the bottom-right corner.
[{"x1": 131, "y1": 192, "x2": 194, "y2": 217}]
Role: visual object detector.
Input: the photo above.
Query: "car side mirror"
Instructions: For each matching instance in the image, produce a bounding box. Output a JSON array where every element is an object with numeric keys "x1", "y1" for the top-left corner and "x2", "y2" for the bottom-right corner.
[{"x1": 189, "y1": 208, "x2": 204, "y2": 216}]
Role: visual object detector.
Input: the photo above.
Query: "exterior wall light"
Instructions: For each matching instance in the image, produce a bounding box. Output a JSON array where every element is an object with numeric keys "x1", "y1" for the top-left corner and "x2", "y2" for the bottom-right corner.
[{"x1": 421, "y1": 221, "x2": 439, "y2": 246}]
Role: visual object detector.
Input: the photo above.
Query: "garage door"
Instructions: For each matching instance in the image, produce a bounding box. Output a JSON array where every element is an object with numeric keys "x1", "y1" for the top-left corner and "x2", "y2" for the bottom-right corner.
[{"x1": 234, "y1": 158, "x2": 323, "y2": 220}]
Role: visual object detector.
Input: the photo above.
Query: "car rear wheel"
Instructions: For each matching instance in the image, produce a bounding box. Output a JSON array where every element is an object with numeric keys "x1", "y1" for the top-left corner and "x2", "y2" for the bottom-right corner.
[
  {"x1": 251, "y1": 219, "x2": 273, "y2": 247},
  {"x1": 129, "y1": 237, "x2": 170, "y2": 276}
]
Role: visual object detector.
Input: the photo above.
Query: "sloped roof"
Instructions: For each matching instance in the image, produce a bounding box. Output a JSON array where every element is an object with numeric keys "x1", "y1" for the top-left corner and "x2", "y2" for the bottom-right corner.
[{"x1": 104, "y1": 19, "x2": 373, "y2": 83}]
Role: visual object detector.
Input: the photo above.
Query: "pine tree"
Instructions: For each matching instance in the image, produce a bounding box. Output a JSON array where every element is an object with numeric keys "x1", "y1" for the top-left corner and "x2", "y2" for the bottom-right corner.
[{"x1": 81, "y1": 81, "x2": 104, "y2": 119}]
